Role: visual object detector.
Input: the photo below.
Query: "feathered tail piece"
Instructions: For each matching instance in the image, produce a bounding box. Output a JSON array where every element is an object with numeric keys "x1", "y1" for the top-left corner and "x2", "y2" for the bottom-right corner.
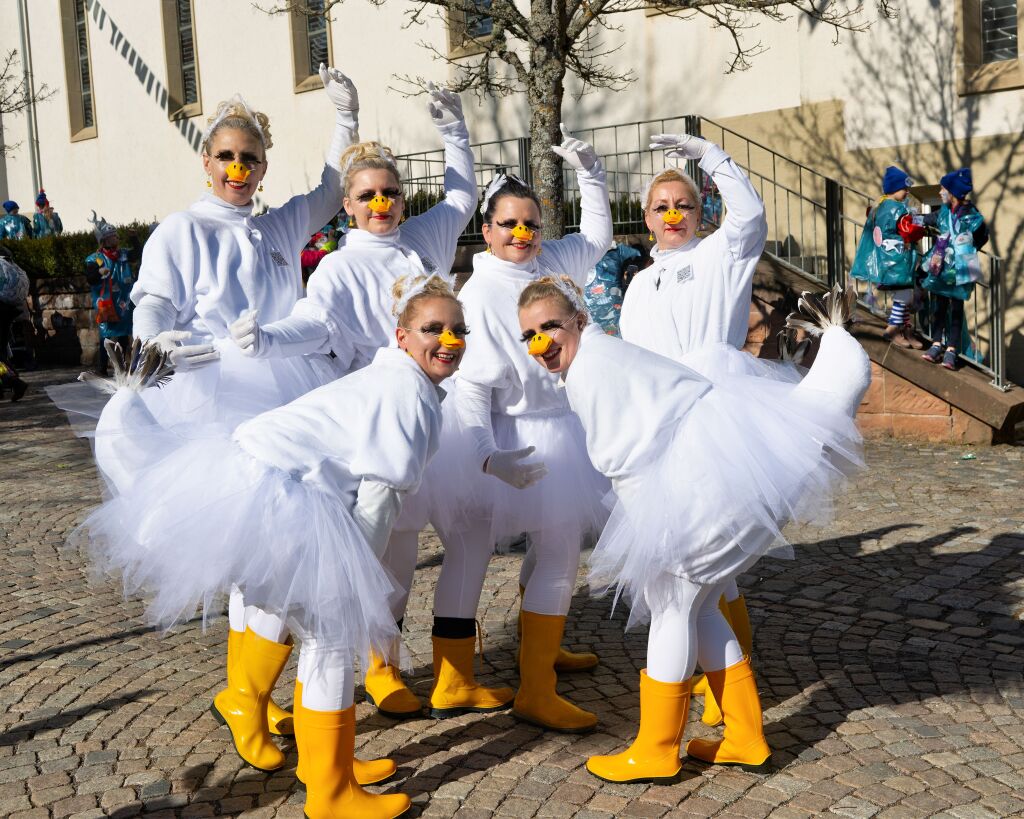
[
  {"x1": 77, "y1": 339, "x2": 174, "y2": 394},
  {"x1": 777, "y1": 330, "x2": 811, "y2": 365},
  {"x1": 785, "y1": 284, "x2": 857, "y2": 337}
]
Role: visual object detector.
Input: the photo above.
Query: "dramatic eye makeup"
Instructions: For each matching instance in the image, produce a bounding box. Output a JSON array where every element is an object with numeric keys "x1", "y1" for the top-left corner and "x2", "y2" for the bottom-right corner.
[
  {"x1": 652, "y1": 202, "x2": 696, "y2": 213},
  {"x1": 496, "y1": 219, "x2": 541, "y2": 231}
]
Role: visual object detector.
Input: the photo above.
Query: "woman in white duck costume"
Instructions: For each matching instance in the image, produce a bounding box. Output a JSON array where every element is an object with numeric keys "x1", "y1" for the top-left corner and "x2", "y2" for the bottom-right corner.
[
  {"x1": 403, "y1": 125, "x2": 614, "y2": 733},
  {"x1": 69, "y1": 273, "x2": 464, "y2": 819},
  {"x1": 64, "y1": 70, "x2": 362, "y2": 773},
  {"x1": 620, "y1": 132, "x2": 802, "y2": 727},
  {"x1": 518, "y1": 275, "x2": 870, "y2": 783},
  {"x1": 223, "y1": 84, "x2": 479, "y2": 721}
]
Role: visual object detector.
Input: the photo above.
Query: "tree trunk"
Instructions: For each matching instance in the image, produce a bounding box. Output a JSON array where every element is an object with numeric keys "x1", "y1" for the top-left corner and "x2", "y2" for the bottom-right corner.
[{"x1": 527, "y1": 4, "x2": 567, "y2": 239}]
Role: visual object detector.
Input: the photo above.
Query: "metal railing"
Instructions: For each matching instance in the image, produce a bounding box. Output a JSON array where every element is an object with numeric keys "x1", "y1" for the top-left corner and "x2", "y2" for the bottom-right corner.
[{"x1": 396, "y1": 115, "x2": 1011, "y2": 391}]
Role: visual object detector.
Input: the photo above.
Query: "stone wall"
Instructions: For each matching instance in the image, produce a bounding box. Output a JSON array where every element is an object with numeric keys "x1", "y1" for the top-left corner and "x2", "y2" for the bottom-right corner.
[{"x1": 30, "y1": 276, "x2": 100, "y2": 368}]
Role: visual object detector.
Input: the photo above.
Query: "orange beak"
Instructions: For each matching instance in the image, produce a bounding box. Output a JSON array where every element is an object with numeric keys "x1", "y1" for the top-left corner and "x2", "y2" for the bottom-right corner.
[
  {"x1": 528, "y1": 333, "x2": 553, "y2": 356},
  {"x1": 368, "y1": 195, "x2": 393, "y2": 214},
  {"x1": 438, "y1": 330, "x2": 465, "y2": 350},
  {"x1": 226, "y1": 162, "x2": 251, "y2": 184},
  {"x1": 511, "y1": 224, "x2": 535, "y2": 242},
  {"x1": 662, "y1": 208, "x2": 684, "y2": 225}
]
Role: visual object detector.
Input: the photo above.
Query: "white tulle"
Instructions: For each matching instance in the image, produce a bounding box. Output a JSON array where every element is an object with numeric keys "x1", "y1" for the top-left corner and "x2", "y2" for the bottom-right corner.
[
  {"x1": 589, "y1": 370, "x2": 863, "y2": 630},
  {"x1": 73, "y1": 432, "x2": 402, "y2": 664},
  {"x1": 488, "y1": 409, "x2": 611, "y2": 545}
]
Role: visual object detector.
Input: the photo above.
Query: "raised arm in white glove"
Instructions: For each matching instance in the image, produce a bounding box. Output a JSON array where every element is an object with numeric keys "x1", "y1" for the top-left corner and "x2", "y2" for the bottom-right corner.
[
  {"x1": 485, "y1": 446, "x2": 549, "y2": 490},
  {"x1": 552, "y1": 123, "x2": 598, "y2": 172},
  {"x1": 352, "y1": 479, "x2": 403, "y2": 558},
  {"x1": 147, "y1": 330, "x2": 219, "y2": 371},
  {"x1": 228, "y1": 308, "x2": 329, "y2": 359},
  {"x1": 319, "y1": 63, "x2": 359, "y2": 135},
  {"x1": 426, "y1": 82, "x2": 467, "y2": 135},
  {"x1": 649, "y1": 133, "x2": 712, "y2": 161}
]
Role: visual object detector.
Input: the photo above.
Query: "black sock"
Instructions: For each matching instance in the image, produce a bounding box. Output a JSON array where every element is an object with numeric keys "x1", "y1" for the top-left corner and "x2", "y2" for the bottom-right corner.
[{"x1": 431, "y1": 616, "x2": 476, "y2": 639}]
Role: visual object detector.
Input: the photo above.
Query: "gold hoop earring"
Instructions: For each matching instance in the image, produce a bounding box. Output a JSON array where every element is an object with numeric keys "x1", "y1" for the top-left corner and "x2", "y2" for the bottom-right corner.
[
  {"x1": 348, "y1": 216, "x2": 355, "y2": 228},
  {"x1": 206, "y1": 177, "x2": 212, "y2": 188},
  {"x1": 648, "y1": 232, "x2": 655, "y2": 242},
  {"x1": 257, "y1": 183, "x2": 264, "y2": 192},
  {"x1": 486, "y1": 245, "x2": 492, "y2": 254}
]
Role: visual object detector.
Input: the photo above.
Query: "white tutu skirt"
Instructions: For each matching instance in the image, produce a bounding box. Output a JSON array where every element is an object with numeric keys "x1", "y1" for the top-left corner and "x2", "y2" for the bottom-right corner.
[
  {"x1": 74, "y1": 419, "x2": 400, "y2": 662},
  {"x1": 394, "y1": 379, "x2": 495, "y2": 535},
  {"x1": 589, "y1": 370, "x2": 863, "y2": 629},
  {"x1": 680, "y1": 341, "x2": 804, "y2": 384},
  {"x1": 489, "y1": 409, "x2": 611, "y2": 545}
]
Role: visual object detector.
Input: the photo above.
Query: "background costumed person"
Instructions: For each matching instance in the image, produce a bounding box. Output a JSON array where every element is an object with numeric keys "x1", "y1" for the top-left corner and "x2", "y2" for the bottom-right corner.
[
  {"x1": 64, "y1": 273, "x2": 463, "y2": 819},
  {"x1": 619, "y1": 133, "x2": 794, "y2": 726},
  {"x1": 117, "y1": 68, "x2": 358, "y2": 771},
  {"x1": 227, "y1": 84, "x2": 477, "y2": 720},
  {"x1": 84, "y1": 212, "x2": 137, "y2": 377},
  {"x1": 0, "y1": 247, "x2": 30, "y2": 401},
  {"x1": 919, "y1": 168, "x2": 988, "y2": 372},
  {"x1": 413, "y1": 125, "x2": 612, "y2": 731},
  {"x1": 850, "y1": 166, "x2": 924, "y2": 349},
  {"x1": 33, "y1": 190, "x2": 64, "y2": 237},
  {"x1": 0, "y1": 201, "x2": 33, "y2": 239},
  {"x1": 517, "y1": 276, "x2": 869, "y2": 782}
]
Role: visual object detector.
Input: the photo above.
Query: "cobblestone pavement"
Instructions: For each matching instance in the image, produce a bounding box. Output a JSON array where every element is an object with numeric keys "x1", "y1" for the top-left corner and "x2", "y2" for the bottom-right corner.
[{"x1": 1, "y1": 368, "x2": 1022, "y2": 819}]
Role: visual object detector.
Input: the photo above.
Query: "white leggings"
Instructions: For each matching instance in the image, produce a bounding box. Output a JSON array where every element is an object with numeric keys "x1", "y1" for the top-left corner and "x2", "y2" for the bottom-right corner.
[
  {"x1": 518, "y1": 523, "x2": 581, "y2": 615},
  {"x1": 380, "y1": 529, "x2": 420, "y2": 621},
  {"x1": 645, "y1": 552, "x2": 760, "y2": 684},
  {"x1": 231, "y1": 596, "x2": 353, "y2": 712}
]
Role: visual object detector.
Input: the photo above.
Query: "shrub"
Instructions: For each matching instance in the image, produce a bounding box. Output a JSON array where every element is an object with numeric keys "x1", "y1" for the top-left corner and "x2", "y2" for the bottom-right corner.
[{"x1": 0, "y1": 222, "x2": 152, "y2": 279}]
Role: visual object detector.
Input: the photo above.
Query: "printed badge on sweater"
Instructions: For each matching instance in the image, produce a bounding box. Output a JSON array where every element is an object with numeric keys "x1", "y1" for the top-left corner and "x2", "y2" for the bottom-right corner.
[
  {"x1": 270, "y1": 250, "x2": 288, "y2": 267},
  {"x1": 676, "y1": 265, "x2": 693, "y2": 284},
  {"x1": 422, "y1": 256, "x2": 437, "y2": 274}
]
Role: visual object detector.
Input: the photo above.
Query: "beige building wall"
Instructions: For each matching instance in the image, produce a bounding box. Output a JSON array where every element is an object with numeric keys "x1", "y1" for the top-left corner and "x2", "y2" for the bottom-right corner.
[{"x1": 1, "y1": 0, "x2": 1021, "y2": 380}]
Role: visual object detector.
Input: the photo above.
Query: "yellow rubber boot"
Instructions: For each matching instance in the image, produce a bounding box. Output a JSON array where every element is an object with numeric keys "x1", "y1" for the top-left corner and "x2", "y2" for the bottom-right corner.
[
  {"x1": 364, "y1": 649, "x2": 422, "y2": 719},
  {"x1": 685, "y1": 658, "x2": 771, "y2": 773},
  {"x1": 692, "y1": 674, "x2": 723, "y2": 727},
  {"x1": 295, "y1": 699, "x2": 410, "y2": 819},
  {"x1": 428, "y1": 635, "x2": 515, "y2": 718},
  {"x1": 726, "y1": 595, "x2": 754, "y2": 657},
  {"x1": 513, "y1": 611, "x2": 598, "y2": 733},
  {"x1": 221, "y1": 629, "x2": 294, "y2": 738},
  {"x1": 295, "y1": 682, "x2": 396, "y2": 787},
  {"x1": 211, "y1": 628, "x2": 287, "y2": 772},
  {"x1": 518, "y1": 586, "x2": 598, "y2": 672},
  {"x1": 587, "y1": 670, "x2": 690, "y2": 783}
]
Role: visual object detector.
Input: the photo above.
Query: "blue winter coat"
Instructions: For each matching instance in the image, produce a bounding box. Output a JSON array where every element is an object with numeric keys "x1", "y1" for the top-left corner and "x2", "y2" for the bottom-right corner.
[
  {"x1": 920, "y1": 203, "x2": 987, "y2": 301},
  {"x1": 583, "y1": 243, "x2": 643, "y2": 336},
  {"x1": 33, "y1": 210, "x2": 63, "y2": 238},
  {"x1": 850, "y1": 198, "x2": 918, "y2": 289},
  {"x1": 86, "y1": 250, "x2": 135, "y2": 338}
]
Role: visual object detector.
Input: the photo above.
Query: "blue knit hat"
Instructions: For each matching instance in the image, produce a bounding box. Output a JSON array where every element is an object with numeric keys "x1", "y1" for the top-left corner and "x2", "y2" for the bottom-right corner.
[
  {"x1": 882, "y1": 166, "x2": 913, "y2": 194},
  {"x1": 35, "y1": 190, "x2": 48, "y2": 208},
  {"x1": 2, "y1": 201, "x2": 18, "y2": 213},
  {"x1": 940, "y1": 168, "x2": 972, "y2": 200}
]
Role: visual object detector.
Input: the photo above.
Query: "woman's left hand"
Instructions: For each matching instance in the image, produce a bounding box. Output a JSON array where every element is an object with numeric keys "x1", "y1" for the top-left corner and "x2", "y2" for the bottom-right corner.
[
  {"x1": 426, "y1": 82, "x2": 465, "y2": 129},
  {"x1": 552, "y1": 123, "x2": 598, "y2": 172}
]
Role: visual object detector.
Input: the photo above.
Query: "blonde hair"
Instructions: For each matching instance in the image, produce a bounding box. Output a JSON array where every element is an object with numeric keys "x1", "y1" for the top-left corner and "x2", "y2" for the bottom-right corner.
[
  {"x1": 340, "y1": 141, "x2": 401, "y2": 196},
  {"x1": 202, "y1": 96, "x2": 273, "y2": 154},
  {"x1": 391, "y1": 273, "x2": 461, "y2": 326},
  {"x1": 518, "y1": 276, "x2": 589, "y2": 322},
  {"x1": 642, "y1": 168, "x2": 701, "y2": 216}
]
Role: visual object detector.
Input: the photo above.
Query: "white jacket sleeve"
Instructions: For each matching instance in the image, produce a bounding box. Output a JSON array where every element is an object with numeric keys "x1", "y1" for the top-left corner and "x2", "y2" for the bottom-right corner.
[
  {"x1": 303, "y1": 112, "x2": 357, "y2": 234},
  {"x1": 455, "y1": 378, "x2": 497, "y2": 469},
  {"x1": 399, "y1": 121, "x2": 476, "y2": 268},
  {"x1": 352, "y1": 479, "x2": 404, "y2": 558},
  {"x1": 132, "y1": 293, "x2": 180, "y2": 341},
  {"x1": 253, "y1": 312, "x2": 332, "y2": 358},
  {"x1": 539, "y1": 161, "x2": 613, "y2": 285},
  {"x1": 701, "y1": 145, "x2": 768, "y2": 265}
]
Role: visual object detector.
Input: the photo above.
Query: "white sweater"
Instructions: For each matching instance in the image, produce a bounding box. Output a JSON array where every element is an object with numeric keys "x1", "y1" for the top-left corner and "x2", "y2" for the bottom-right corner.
[
  {"x1": 292, "y1": 121, "x2": 477, "y2": 373},
  {"x1": 619, "y1": 145, "x2": 767, "y2": 362}
]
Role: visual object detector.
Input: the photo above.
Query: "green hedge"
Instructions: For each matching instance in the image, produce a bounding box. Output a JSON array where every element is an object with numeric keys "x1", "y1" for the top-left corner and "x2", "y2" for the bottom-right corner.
[{"x1": 0, "y1": 222, "x2": 152, "y2": 279}]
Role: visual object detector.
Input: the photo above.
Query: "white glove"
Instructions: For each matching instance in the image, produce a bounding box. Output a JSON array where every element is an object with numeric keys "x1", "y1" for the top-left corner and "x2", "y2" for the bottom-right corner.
[
  {"x1": 551, "y1": 123, "x2": 598, "y2": 172},
  {"x1": 148, "y1": 330, "x2": 219, "y2": 371},
  {"x1": 229, "y1": 309, "x2": 267, "y2": 358},
  {"x1": 426, "y1": 82, "x2": 465, "y2": 130},
  {"x1": 649, "y1": 133, "x2": 711, "y2": 161},
  {"x1": 319, "y1": 64, "x2": 358, "y2": 119},
  {"x1": 485, "y1": 446, "x2": 549, "y2": 490}
]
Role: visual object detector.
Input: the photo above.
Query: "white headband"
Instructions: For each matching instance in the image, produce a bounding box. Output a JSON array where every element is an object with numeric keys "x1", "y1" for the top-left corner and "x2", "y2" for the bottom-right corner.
[
  {"x1": 547, "y1": 274, "x2": 589, "y2": 317},
  {"x1": 341, "y1": 147, "x2": 399, "y2": 185},
  {"x1": 202, "y1": 94, "x2": 267, "y2": 150},
  {"x1": 639, "y1": 166, "x2": 699, "y2": 211},
  {"x1": 480, "y1": 173, "x2": 529, "y2": 217},
  {"x1": 394, "y1": 270, "x2": 457, "y2": 318}
]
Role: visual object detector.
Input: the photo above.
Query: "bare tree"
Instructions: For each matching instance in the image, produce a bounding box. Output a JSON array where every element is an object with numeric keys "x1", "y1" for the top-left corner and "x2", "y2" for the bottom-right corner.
[
  {"x1": 0, "y1": 49, "x2": 54, "y2": 157},
  {"x1": 261, "y1": 1, "x2": 897, "y2": 235}
]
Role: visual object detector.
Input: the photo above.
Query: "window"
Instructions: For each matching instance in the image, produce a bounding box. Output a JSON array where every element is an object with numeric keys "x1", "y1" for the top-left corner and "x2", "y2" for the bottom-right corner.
[
  {"x1": 161, "y1": 0, "x2": 202, "y2": 119},
  {"x1": 448, "y1": 0, "x2": 493, "y2": 58},
  {"x1": 58, "y1": 0, "x2": 97, "y2": 140},
  {"x1": 981, "y1": 0, "x2": 1018, "y2": 62},
  {"x1": 957, "y1": 0, "x2": 1024, "y2": 94},
  {"x1": 289, "y1": 0, "x2": 333, "y2": 93}
]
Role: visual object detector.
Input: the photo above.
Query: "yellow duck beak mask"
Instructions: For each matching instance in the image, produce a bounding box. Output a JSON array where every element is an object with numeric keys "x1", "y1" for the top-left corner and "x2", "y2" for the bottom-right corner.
[
  {"x1": 528, "y1": 333, "x2": 554, "y2": 357},
  {"x1": 367, "y1": 195, "x2": 394, "y2": 215},
  {"x1": 438, "y1": 330, "x2": 466, "y2": 350},
  {"x1": 511, "y1": 224, "x2": 535, "y2": 242},
  {"x1": 225, "y1": 162, "x2": 252, "y2": 184},
  {"x1": 661, "y1": 208, "x2": 685, "y2": 226}
]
